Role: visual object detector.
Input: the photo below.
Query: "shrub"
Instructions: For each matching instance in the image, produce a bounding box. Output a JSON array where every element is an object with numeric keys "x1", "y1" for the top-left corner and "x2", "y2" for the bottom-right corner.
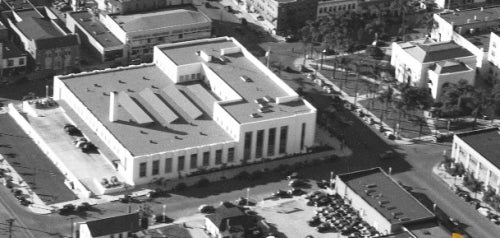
[
  {"x1": 250, "y1": 170, "x2": 264, "y2": 180},
  {"x1": 198, "y1": 204, "x2": 215, "y2": 214},
  {"x1": 387, "y1": 134, "x2": 396, "y2": 140},
  {"x1": 155, "y1": 214, "x2": 174, "y2": 223},
  {"x1": 76, "y1": 202, "x2": 91, "y2": 212},
  {"x1": 196, "y1": 178, "x2": 210, "y2": 187},
  {"x1": 59, "y1": 204, "x2": 75, "y2": 215},
  {"x1": 235, "y1": 171, "x2": 251, "y2": 180},
  {"x1": 174, "y1": 183, "x2": 187, "y2": 191}
]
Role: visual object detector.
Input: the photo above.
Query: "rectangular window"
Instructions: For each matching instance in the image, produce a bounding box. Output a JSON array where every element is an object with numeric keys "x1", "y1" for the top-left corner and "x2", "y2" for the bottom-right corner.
[
  {"x1": 203, "y1": 151, "x2": 210, "y2": 166},
  {"x1": 256, "y1": 130, "x2": 264, "y2": 158},
  {"x1": 165, "y1": 158, "x2": 172, "y2": 173},
  {"x1": 19, "y1": 58, "x2": 24, "y2": 65},
  {"x1": 267, "y1": 128, "x2": 276, "y2": 156},
  {"x1": 300, "y1": 123, "x2": 306, "y2": 150},
  {"x1": 7, "y1": 60, "x2": 13, "y2": 67},
  {"x1": 244, "y1": 132, "x2": 252, "y2": 160},
  {"x1": 279, "y1": 126, "x2": 288, "y2": 154},
  {"x1": 152, "y1": 160, "x2": 159, "y2": 175},
  {"x1": 190, "y1": 154, "x2": 198, "y2": 169},
  {"x1": 227, "y1": 147, "x2": 235, "y2": 162},
  {"x1": 178, "y1": 156, "x2": 185, "y2": 171},
  {"x1": 139, "y1": 162, "x2": 147, "y2": 177},
  {"x1": 215, "y1": 149, "x2": 223, "y2": 164}
]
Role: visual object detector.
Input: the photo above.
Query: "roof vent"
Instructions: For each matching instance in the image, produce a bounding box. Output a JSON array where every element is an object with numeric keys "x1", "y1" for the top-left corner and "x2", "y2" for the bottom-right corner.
[
  {"x1": 250, "y1": 113, "x2": 260, "y2": 118},
  {"x1": 127, "y1": 89, "x2": 134, "y2": 93},
  {"x1": 175, "y1": 136, "x2": 182, "y2": 140},
  {"x1": 142, "y1": 76, "x2": 149, "y2": 80},
  {"x1": 151, "y1": 85, "x2": 158, "y2": 89},
  {"x1": 263, "y1": 96, "x2": 274, "y2": 102},
  {"x1": 140, "y1": 130, "x2": 147, "y2": 134},
  {"x1": 259, "y1": 108, "x2": 272, "y2": 113},
  {"x1": 366, "y1": 184, "x2": 377, "y2": 188},
  {"x1": 94, "y1": 83, "x2": 101, "y2": 87},
  {"x1": 199, "y1": 132, "x2": 207, "y2": 136},
  {"x1": 102, "y1": 92, "x2": 109, "y2": 96},
  {"x1": 149, "y1": 140, "x2": 157, "y2": 144},
  {"x1": 118, "y1": 79, "x2": 125, "y2": 84}
]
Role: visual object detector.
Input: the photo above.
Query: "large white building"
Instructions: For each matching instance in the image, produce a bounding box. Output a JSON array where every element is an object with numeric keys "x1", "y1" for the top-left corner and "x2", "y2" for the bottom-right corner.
[
  {"x1": 66, "y1": 7, "x2": 212, "y2": 63},
  {"x1": 390, "y1": 39, "x2": 476, "y2": 99},
  {"x1": 451, "y1": 128, "x2": 500, "y2": 193},
  {"x1": 53, "y1": 37, "x2": 317, "y2": 185}
]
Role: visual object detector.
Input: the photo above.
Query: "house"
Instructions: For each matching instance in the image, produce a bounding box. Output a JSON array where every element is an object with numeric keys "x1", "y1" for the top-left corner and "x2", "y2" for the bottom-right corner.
[
  {"x1": 205, "y1": 203, "x2": 261, "y2": 238},
  {"x1": 451, "y1": 128, "x2": 500, "y2": 193},
  {"x1": 430, "y1": 6, "x2": 500, "y2": 81},
  {"x1": 3, "y1": 6, "x2": 80, "y2": 75},
  {"x1": 0, "y1": 41, "x2": 28, "y2": 82},
  {"x1": 78, "y1": 212, "x2": 144, "y2": 238},
  {"x1": 52, "y1": 36, "x2": 316, "y2": 185},
  {"x1": 390, "y1": 39, "x2": 476, "y2": 100}
]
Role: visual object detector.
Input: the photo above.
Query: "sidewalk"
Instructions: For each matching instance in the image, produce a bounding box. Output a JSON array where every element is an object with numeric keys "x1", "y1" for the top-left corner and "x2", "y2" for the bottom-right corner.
[{"x1": 432, "y1": 163, "x2": 500, "y2": 222}]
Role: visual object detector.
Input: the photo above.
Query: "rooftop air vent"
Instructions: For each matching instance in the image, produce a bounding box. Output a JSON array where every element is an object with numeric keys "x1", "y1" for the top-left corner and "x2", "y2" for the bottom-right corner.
[
  {"x1": 366, "y1": 184, "x2": 377, "y2": 188},
  {"x1": 94, "y1": 83, "x2": 101, "y2": 87},
  {"x1": 259, "y1": 107, "x2": 272, "y2": 113},
  {"x1": 118, "y1": 80, "x2": 125, "y2": 84},
  {"x1": 143, "y1": 76, "x2": 149, "y2": 80},
  {"x1": 263, "y1": 96, "x2": 274, "y2": 102},
  {"x1": 149, "y1": 140, "x2": 157, "y2": 144},
  {"x1": 250, "y1": 113, "x2": 260, "y2": 118}
]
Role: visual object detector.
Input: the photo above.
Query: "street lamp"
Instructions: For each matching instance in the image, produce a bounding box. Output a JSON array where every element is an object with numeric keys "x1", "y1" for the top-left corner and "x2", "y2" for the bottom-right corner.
[
  {"x1": 162, "y1": 204, "x2": 166, "y2": 223},
  {"x1": 329, "y1": 171, "x2": 334, "y2": 188},
  {"x1": 320, "y1": 49, "x2": 326, "y2": 70},
  {"x1": 246, "y1": 188, "x2": 250, "y2": 206}
]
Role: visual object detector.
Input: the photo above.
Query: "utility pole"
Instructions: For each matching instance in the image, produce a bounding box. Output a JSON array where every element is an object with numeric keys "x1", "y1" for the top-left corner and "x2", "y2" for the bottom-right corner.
[
  {"x1": 68, "y1": 217, "x2": 74, "y2": 238},
  {"x1": 6, "y1": 218, "x2": 14, "y2": 238}
]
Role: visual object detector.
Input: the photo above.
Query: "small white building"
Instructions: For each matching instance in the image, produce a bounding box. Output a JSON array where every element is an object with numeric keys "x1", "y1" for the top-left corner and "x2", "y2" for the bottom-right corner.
[
  {"x1": 391, "y1": 39, "x2": 476, "y2": 100},
  {"x1": 451, "y1": 128, "x2": 500, "y2": 193},
  {"x1": 53, "y1": 37, "x2": 317, "y2": 186},
  {"x1": 79, "y1": 213, "x2": 143, "y2": 238}
]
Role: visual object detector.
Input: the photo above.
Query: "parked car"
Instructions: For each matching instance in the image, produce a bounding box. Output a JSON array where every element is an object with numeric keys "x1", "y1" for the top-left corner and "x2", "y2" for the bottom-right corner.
[
  {"x1": 288, "y1": 187, "x2": 305, "y2": 196},
  {"x1": 289, "y1": 179, "x2": 308, "y2": 187},
  {"x1": 285, "y1": 34, "x2": 298, "y2": 42},
  {"x1": 81, "y1": 142, "x2": 97, "y2": 153},
  {"x1": 272, "y1": 189, "x2": 291, "y2": 198},
  {"x1": 64, "y1": 124, "x2": 81, "y2": 136},
  {"x1": 379, "y1": 150, "x2": 396, "y2": 160}
]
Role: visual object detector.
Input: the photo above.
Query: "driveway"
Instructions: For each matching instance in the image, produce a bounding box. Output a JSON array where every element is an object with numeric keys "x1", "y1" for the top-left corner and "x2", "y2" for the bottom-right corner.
[{"x1": 0, "y1": 113, "x2": 75, "y2": 204}]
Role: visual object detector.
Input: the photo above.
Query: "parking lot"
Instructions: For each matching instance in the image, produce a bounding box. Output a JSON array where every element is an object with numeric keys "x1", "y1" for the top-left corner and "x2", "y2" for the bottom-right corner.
[{"x1": 0, "y1": 113, "x2": 75, "y2": 204}]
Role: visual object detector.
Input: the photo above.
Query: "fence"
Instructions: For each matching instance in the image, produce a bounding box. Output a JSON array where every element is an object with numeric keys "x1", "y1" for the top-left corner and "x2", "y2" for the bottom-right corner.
[{"x1": 7, "y1": 103, "x2": 91, "y2": 198}]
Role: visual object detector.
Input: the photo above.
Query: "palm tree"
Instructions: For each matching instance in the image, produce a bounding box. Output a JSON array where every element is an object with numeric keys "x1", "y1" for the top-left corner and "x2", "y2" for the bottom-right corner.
[{"x1": 391, "y1": 0, "x2": 410, "y2": 41}]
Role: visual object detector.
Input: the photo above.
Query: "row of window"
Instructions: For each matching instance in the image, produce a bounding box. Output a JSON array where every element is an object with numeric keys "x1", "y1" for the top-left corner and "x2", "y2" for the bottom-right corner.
[
  {"x1": 243, "y1": 126, "x2": 289, "y2": 161},
  {"x1": 6, "y1": 58, "x2": 25, "y2": 67},
  {"x1": 319, "y1": 3, "x2": 355, "y2": 14},
  {"x1": 138, "y1": 147, "x2": 235, "y2": 177}
]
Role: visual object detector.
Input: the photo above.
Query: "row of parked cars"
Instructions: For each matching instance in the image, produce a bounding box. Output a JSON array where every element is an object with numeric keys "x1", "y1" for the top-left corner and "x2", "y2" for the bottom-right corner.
[
  {"x1": 305, "y1": 191, "x2": 379, "y2": 237},
  {"x1": 64, "y1": 124, "x2": 97, "y2": 153}
]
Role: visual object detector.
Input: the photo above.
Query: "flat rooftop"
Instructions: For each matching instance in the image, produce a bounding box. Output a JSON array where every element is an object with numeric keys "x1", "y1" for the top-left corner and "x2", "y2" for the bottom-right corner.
[
  {"x1": 60, "y1": 64, "x2": 234, "y2": 156},
  {"x1": 161, "y1": 38, "x2": 312, "y2": 123},
  {"x1": 69, "y1": 11, "x2": 123, "y2": 48},
  {"x1": 112, "y1": 8, "x2": 211, "y2": 33},
  {"x1": 338, "y1": 167, "x2": 435, "y2": 225},
  {"x1": 400, "y1": 41, "x2": 473, "y2": 63},
  {"x1": 456, "y1": 127, "x2": 500, "y2": 169},
  {"x1": 438, "y1": 6, "x2": 500, "y2": 26},
  {"x1": 15, "y1": 9, "x2": 66, "y2": 39}
]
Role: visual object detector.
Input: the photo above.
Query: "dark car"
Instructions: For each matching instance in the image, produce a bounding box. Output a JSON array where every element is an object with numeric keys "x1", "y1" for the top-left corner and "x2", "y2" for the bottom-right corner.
[
  {"x1": 81, "y1": 142, "x2": 97, "y2": 153},
  {"x1": 285, "y1": 35, "x2": 298, "y2": 42},
  {"x1": 316, "y1": 223, "x2": 331, "y2": 233},
  {"x1": 64, "y1": 124, "x2": 82, "y2": 136},
  {"x1": 308, "y1": 217, "x2": 321, "y2": 227},
  {"x1": 288, "y1": 187, "x2": 305, "y2": 196},
  {"x1": 272, "y1": 189, "x2": 291, "y2": 198},
  {"x1": 379, "y1": 150, "x2": 396, "y2": 160},
  {"x1": 289, "y1": 179, "x2": 308, "y2": 187}
]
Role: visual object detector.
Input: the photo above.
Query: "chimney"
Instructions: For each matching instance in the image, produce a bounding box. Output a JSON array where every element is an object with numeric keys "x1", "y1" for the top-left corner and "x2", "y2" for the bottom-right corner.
[
  {"x1": 457, "y1": 26, "x2": 463, "y2": 34},
  {"x1": 467, "y1": 18, "x2": 471, "y2": 23},
  {"x1": 474, "y1": 15, "x2": 477, "y2": 21},
  {"x1": 109, "y1": 91, "x2": 118, "y2": 122},
  {"x1": 485, "y1": 16, "x2": 489, "y2": 22},
  {"x1": 481, "y1": 7, "x2": 484, "y2": 11}
]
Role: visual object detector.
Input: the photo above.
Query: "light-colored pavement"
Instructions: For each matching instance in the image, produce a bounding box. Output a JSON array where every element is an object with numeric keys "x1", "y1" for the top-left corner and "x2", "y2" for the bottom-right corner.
[{"x1": 27, "y1": 106, "x2": 124, "y2": 195}]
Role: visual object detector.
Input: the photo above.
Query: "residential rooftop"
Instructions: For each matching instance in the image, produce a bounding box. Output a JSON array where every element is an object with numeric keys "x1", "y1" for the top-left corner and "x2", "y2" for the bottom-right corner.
[
  {"x1": 2, "y1": 41, "x2": 26, "y2": 59},
  {"x1": 69, "y1": 11, "x2": 123, "y2": 47},
  {"x1": 456, "y1": 127, "x2": 500, "y2": 168},
  {"x1": 431, "y1": 60, "x2": 471, "y2": 74},
  {"x1": 206, "y1": 203, "x2": 258, "y2": 235},
  {"x1": 111, "y1": 7, "x2": 211, "y2": 33},
  {"x1": 85, "y1": 212, "x2": 141, "y2": 237},
  {"x1": 400, "y1": 41, "x2": 474, "y2": 63},
  {"x1": 338, "y1": 167, "x2": 435, "y2": 225},
  {"x1": 6, "y1": 8, "x2": 79, "y2": 49},
  {"x1": 438, "y1": 6, "x2": 500, "y2": 26}
]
